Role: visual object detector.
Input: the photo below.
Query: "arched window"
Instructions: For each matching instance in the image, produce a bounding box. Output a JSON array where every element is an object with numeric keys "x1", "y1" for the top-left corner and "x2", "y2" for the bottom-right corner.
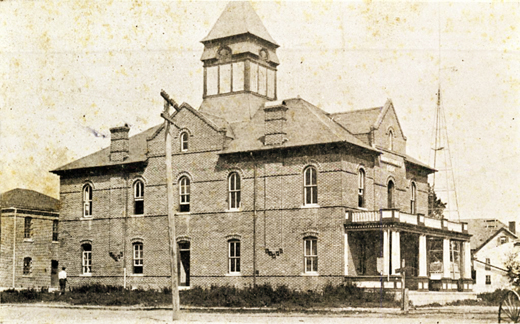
[
  {"x1": 388, "y1": 130, "x2": 394, "y2": 151},
  {"x1": 358, "y1": 169, "x2": 365, "y2": 208},
  {"x1": 304, "y1": 237, "x2": 318, "y2": 273},
  {"x1": 304, "y1": 166, "x2": 318, "y2": 205},
  {"x1": 410, "y1": 182, "x2": 417, "y2": 214},
  {"x1": 23, "y1": 257, "x2": 32, "y2": 275},
  {"x1": 180, "y1": 132, "x2": 189, "y2": 152},
  {"x1": 228, "y1": 239, "x2": 241, "y2": 273},
  {"x1": 83, "y1": 184, "x2": 93, "y2": 217},
  {"x1": 133, "y1": 180, "x2": 144, "y2": 215},
  {"x1": 24, "y1": 217, "x2": 32, "y2": 239},
  {"x1": 133, "y1": 242, "x2": 143, "y2": 274},
  {"x1": 228, "y1": 172, "x2": 241, "y2": 210},
  {"x1": 81, "y1": 243, "x2": 92, "y2": 274},
  {"x1": 179, "y1": 176, "x2": 190, "y2": 213},
  {"x1": 387, "y1": 180, "x2": 395, "y2": 209},
  {"x1": 52, "y1": 220, "x2": 59, "y2": 242}
]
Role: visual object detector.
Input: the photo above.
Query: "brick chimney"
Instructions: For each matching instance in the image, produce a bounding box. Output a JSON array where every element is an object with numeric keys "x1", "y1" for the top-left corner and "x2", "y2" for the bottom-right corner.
[
  {"x1": 264, "y1": 101, "x2": 288, "y2": 146},
  {"x1": 510, "y1": 221, "x2": 516, "y2": 235},
  {"x1": 109, "y1": 124, "x2": 130, "y2": 162}
]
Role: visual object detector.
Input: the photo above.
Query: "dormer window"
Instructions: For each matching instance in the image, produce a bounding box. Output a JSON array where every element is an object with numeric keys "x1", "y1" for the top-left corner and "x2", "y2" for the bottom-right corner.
[{"x1": 180, "y1": 132, "x2": 189, "y2": 152}]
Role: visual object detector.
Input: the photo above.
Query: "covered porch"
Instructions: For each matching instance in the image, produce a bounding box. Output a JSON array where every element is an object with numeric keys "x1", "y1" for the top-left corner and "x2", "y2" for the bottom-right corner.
[{"x1": 344, "y1": 209, "x2": 473, "y2": 291}]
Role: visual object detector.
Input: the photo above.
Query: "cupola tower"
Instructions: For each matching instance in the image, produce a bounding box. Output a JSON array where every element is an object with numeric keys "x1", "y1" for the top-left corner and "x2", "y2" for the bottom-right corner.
[{"x1": 199, "y1": 1, "x2": 279, "y2": 123}]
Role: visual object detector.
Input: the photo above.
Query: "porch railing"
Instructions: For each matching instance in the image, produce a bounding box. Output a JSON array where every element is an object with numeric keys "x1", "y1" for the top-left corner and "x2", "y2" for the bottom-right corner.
[{"x1": 346, "y1": 209, "x2": 468, "y2": 234}]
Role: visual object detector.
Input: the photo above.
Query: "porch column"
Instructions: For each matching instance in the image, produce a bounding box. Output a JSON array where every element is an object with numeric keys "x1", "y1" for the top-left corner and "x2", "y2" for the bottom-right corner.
[
  {"x1": 344, "y1": 233, "x2": 349, "y2": 276},
  {"x1": 418, "y1": 235, "x2": 427, "y2": 277},
  {"x1": 391, "y1": 230, "x2": 400, "y2": 275},
  {"x1": 443, "y1": 238, "x2": 451, "y2": 278},
  {"x1": 463, "y1": 241, "x2": 472, "y2": 279},
  {"x1": 383, "y1": 229, "x2": 390, "y2": 275}
]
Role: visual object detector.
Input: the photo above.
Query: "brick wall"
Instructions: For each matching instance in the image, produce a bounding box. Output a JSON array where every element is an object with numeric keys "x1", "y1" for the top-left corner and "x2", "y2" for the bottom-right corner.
[{"x1": 0, "y1": 209, "x2": 59, "y2": 289}]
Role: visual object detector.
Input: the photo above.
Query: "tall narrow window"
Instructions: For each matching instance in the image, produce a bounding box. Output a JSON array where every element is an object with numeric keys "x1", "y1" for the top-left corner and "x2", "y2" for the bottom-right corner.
[
  {"x1": 486, "y1": 275, "x2": 491, "y2": 285},
  {"x1": 134, "y1": 180, "x2": 144, "y2": 215},
  {"x1": 228, "y1": 172, "x2": 241, "y2": 210},
  {"x1": 133, "y1": 242, "x2": 143, "y2": 274},
  {"x1": 82, "y1": 243, "x2": 92, "y2": 274},
  {"x1": 358, "y1": 169, "x2": 365, "y2": 208},
  {"x1": 228, "y1": 240, "x2": 241, "y2": 273},
  {"x1": 52, "y1": 220, "x2": 59, "y2": 242},
  {"x1": 179, "y1": 176, "x2": 190, "y2": 213},
  {"x1": 485, "y1": 258, "x2": 491, "y2": 271},
  {"x1": 387, "y1": 180, "x2": 395, "y2": 209},
  {"x1": 83, "y1": 184, "x2": 93, "y2": 217},
  {"x1": 23, "y1": 257, "x2": 32, "y2": 275},
  {"x1": 410, "y1": 182, "x2": 417, "y2": 214},
  {"x1": 388, "y1": 130, "x2": 394, "y2": 150},
  {"x1": 24, "y1": 217, "x2": 32, "y2": 239},
  {"x1": 304, "y1": 237, "x2": 318, "y2": 273},
  {"x1": 304, "y1": 166, "x2": 318, "y2": 205},
  {"x1": 180, "y1": 132, "x2": 189, "y2": 152}
]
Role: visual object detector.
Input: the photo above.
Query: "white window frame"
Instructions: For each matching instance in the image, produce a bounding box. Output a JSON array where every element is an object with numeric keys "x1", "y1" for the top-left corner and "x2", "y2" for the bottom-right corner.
[
  {"x1": 304, "y1": 166, "x2": 318, "y2": 206},
  {"x1": 52, "y1": 220, "x2": 59, "y2": 242},
  {"x1": 228, "y1": 172, "x2": 241, "y2": 210},
  {"x1": 24, "y1": 217, "x2": 32, "y2": 239},
  {"x1": 83, "y1": 184, "x2": 93, "y2": 217},
  {"x1": 179, "y1": 176, "x2": 190, "y2": 213},
  {"x1": 23, "y1": 257, "x2": 32, "y2": 275},
  {"x1": 133, "y1": 242, "x2": 144, "y2": 274},
  {"x1": 180, "y1": 132, "x2": 189, "y2": 152},
  {"x1": 358, "y1": 169, "x2": 365, "y2": 208},
  {"x1": 228, "y1": 240, "x2": 241, "y2": 274},
  {"x1": 410, "y1": 182, "x2": 417, "y2": 214},
  {"x1": 304, "y1": 237, "x2": 318, "y2": 274},
  {"x1": 82, "y1": 244, "x2": 92, "y2": 275},
  {"x1": 133, "y1": 180, "x2": 144, "y2": 215}
]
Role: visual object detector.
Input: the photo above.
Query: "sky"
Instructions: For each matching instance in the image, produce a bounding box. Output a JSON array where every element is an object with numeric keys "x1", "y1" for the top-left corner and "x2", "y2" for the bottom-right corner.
[{"x1": 1, "y1": 1, "x2": 519, "y2": 223}]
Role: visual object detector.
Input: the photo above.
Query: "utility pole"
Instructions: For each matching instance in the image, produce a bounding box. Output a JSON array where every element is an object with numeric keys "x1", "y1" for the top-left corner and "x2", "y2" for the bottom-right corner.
[{"x1": 160, "y1": 90, "x2": 180, "y2": 321}]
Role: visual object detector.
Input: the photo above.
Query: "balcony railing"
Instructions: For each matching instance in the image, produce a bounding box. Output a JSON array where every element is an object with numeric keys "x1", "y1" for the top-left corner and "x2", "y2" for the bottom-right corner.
[{"x1": 346, "y1": 209, "x2": 468, "y2": 234}]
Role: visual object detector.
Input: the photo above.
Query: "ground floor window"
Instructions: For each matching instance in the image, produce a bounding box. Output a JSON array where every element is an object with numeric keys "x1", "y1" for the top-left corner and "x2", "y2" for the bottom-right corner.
[
  {"x1": 228, "y1": 240, "x2": 241, "y2": 273},
  {"x1": 304, "y1": 237, "x2": 318, "y2": 273},
  {"x1": 23, "y1": 257, "x2": 32, "y2": 275},
  {"x1": 82, "y1": 243, "x2": 92, "y2": 274},
  {"x1": 486, "y1": 275, "x2": 491, "y2": 285},
  {"x1": 133, "y1": 242, "x2": 143, "y2": 274}
]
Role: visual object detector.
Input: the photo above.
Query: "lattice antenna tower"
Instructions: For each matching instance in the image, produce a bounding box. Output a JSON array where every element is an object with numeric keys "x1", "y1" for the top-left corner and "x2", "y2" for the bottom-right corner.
[{"x1": 429, "y1": 4, "x2": 460, "y2": 222}]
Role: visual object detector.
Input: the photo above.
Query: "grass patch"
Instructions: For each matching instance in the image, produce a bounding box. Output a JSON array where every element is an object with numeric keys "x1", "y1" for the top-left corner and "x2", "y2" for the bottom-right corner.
[
  {"x1": 0, "y1": 283, "x2": 399, "y2": 308},
  {"x1": 419, "y1": 289, "x2": 509, "y2": 307}
]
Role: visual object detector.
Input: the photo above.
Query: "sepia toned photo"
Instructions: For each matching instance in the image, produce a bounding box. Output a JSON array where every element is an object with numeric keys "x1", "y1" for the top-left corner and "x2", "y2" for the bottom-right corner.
[{"x1": 1, "y1": 1, "x2": 519, "y2": 323}]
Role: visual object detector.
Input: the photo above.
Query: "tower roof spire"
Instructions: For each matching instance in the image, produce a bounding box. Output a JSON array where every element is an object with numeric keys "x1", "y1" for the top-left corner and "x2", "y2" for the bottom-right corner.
[{"x1": 201, "y1": 1, "x2": 278, "y2": 46}]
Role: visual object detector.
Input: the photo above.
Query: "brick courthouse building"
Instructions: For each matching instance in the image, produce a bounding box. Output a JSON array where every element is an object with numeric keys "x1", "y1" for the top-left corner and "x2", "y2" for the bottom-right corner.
[{"x1": 52, "y1": 2, "x2": 473, "y2": 292}]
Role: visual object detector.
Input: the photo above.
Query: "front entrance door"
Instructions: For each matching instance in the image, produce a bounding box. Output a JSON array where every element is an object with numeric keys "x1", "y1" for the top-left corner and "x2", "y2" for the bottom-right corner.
[
  {"x1": 51, "y1": 260, "x2": 59, "y2": 287},
  {"x1": 178, "y1": 241, "x2": 190, "y2": 287}
]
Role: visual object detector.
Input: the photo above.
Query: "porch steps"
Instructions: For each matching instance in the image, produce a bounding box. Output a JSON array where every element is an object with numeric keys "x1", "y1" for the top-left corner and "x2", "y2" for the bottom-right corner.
[{"x1": 407, "y1": 291, "x2": 477, "y2": 306}]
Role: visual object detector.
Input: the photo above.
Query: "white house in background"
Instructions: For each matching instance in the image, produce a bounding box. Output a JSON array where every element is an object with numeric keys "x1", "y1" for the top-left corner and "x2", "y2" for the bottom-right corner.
[{"x1": 466, "y1": 219, "x2": 519, "y2": 293}]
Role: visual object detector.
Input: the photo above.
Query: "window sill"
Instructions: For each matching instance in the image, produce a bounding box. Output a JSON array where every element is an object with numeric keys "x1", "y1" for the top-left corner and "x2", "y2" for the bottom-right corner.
[
  {"x1": 130, "y1": 274, "x2": 144, "y2": 277},
  {"x1": 81, "y1": 216, "x2": 93, "y2": 220},
  {"x1": 52, "y1": 241, "x2": 59, "y2": 244},
  {"x1": 225, "y1": 208, "x2": 241, "y2": 213},
  {"x1": 176, "y1": 212, "x2": 191, "y2": 216},
  {"x1": 23, "y1": 238, "x2": 33, "y2": 243},
  {"x1": 301, "y1": 272, "x2": 319, "y2": 276},
  {"x1": 80, "y1": 273, "x2": 92, "y2": 277},
  {"x1": 226, "y1": 272, "x2": 242, "y2": 277},
  {"x1": 22, "y1": 275, "x2": 33, "y2": 277},
  {"x1": 131, "y1": 214, "x2": 145, "y2": 217},
  {"x1": 301, "y1": 204, "x2": 320, "y2": 209},
  {"x1": 356, "y1": 207, "x2": 368, "y2": 211}
]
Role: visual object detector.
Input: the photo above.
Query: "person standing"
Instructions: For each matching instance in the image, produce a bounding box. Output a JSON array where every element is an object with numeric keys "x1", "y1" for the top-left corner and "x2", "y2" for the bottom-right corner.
[{"x1": 58, "y1": 267, "x2": 67, "y2": 294}]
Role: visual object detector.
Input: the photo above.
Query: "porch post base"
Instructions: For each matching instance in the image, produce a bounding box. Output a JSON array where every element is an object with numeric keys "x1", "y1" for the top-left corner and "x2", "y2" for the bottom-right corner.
[
  {"x1": 460, "y1": 278, "x2": 473, "y2": 292},
  {"x1": 440, "y1": 278, "x2": 458, "y2": 291},
  {"x1": 416, "y1": 277, "x2": 429, "y2": 291}
]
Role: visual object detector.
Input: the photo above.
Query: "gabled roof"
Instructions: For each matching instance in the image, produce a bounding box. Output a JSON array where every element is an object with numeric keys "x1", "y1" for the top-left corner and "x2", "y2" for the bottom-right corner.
[
  {"x1": 330, "y1": 99, "x2": 406, "y2": 139},
  {"x1": 221, "y1": 98, "x2": 378, "y2": 154},
  {"x1": 465, "y1": 218, "x2": 517, "y2": 251},
  {"x1": 0, "y1": 188, "x2": 59, "y2": 212},
  {"x1": 51, "y1": 125, "x2": 160, "y2": 173},
  {"x1": 201, "y1": 1, "x2": 278, "y2": 46}
]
